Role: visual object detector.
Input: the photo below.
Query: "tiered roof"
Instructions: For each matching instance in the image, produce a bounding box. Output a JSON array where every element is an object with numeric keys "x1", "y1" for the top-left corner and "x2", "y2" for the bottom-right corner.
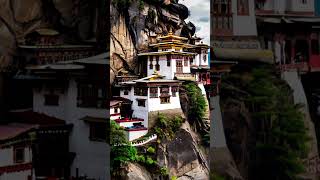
[
  {"x1": 119, "y1": 71, "x2": 181, "y2": 86},
  {"x1": 139, "y1": 31, "x2": 197, "y2": 56}
]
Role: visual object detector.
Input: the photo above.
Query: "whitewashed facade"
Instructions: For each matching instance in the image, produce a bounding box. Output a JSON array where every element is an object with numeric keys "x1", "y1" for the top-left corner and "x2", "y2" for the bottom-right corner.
[
  {"x1": 120, "y1": 77, "x2": 182, "y2": 128},
  {"x1": 33, "y1": 78, "x2": 107, "y2": 180},
  {"x1": 110, "y1": 106, "x2": 121, "y2": 120},
  {"x1": 0, "y1": 146, "x2": 32, "y2": 180},
  {"x1": 257, "y1": 0, "x2": 314, "y2": 14}
]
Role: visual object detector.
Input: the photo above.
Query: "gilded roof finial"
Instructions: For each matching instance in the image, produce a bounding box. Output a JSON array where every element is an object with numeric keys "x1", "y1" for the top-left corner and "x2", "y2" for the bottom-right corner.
[
  {"x1": 168, "y1": 27, "x2": 173, "y2": 35},
  {"x1": 150, "y1": 70, "x2": 161, "y2": 80},
  {"x1": 153, "y1": 70, "x2": 159, "y2": 75}
]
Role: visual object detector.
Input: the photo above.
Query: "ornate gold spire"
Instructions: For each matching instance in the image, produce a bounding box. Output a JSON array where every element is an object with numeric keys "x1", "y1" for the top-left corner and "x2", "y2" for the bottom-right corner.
[{"x1": 168, "y1": 28, "x2": 173, "y2": 35}]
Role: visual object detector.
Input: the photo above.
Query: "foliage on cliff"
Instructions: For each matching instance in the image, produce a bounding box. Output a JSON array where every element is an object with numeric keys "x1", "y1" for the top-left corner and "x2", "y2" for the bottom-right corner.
[
  {"x1": 110, "y1": 121, "x2": 137, "y2": 172},
  {"x1": 183, "y1": 82, "x2": 209, "y2": 134},
  {"x1": 152, "y1": 113, "x2": 184, "y2": 140},
  {"x1": 221, "y1": 64, "x2": 309, "y2": 180}
]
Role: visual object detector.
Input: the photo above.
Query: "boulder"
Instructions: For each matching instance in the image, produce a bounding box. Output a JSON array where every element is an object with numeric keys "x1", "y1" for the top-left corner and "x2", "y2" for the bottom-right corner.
[
  {"x1": 12, "y1": 0, "x2": 42, "y2": 23},
  {"x1": 157, "y1": 121, "x2": 209, "y2": 179},
  {"x1": 125, "y1": 163, "x2": 153, "y2": 180}
]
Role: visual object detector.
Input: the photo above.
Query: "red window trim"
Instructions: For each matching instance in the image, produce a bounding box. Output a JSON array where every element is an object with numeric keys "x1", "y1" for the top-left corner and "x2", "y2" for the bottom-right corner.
[{"x1": 0, "y1": 163, "x2": 32, "y2": 173}]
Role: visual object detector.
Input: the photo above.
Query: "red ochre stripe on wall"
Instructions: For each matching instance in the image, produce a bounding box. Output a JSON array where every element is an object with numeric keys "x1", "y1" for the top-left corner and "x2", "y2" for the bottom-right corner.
[
  {"x1": 110, "y1": 113, "x2": 121, "y2": 116},
  {"x1": 0, "y1": 163, "x2": 32, "y2": 173}
]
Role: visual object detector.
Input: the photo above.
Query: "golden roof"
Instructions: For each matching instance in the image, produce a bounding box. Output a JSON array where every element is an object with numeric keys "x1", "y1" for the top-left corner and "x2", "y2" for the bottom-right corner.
[
  {"x1": 138, "y1": 51, "x2": 196, "y2": 56},
  {"x1": 149, "y1": 41, "x2": 195, "y2": 48},
  {"x1": 157, "y1": 30, "x2": 188, "y2": 42}
]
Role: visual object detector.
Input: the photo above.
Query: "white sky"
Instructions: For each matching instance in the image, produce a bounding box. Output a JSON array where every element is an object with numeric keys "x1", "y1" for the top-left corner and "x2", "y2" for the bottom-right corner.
[{"x1": 180, "y1": 0, "x2": 210, "y2": 45}]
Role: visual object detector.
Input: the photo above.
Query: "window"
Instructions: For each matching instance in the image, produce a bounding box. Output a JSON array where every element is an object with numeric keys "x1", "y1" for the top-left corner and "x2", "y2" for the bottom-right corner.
[
  {"x1": 44, "y1": 94, "x2": 59, "y2": 106},
  {"x1": 114, "y1": 108, "x2": 118, "y2": 113},
  {"x1": 221, "y1": 3, "x2": 227, "y2": 15},
  {"x1": 184, "y1": 57, "x2": 188, "y2": 66},
  {"x1": 14, "y1": 147, "x2": 25, "y2": 164},
  {"x1": 190, "y1": 57, "x2": 194, "y2": 64},
  {"x1": 237, "y1": 0, "x2": 249, "y2": 16},
  {"x1": 176, "y1": 60, "x2": 183, "y2": 73},
  {"x1": 155, "y1": 56, "x2": 160, "y2": 71},
  {"x1": 160, "y1": 97, "x2": 170, "y2": 104},
  {"x1": 137, "y1": 99, "x2": 146, "y2": 107},
  {"x1": 311, "y1": 39, "x2": 319, "y2": 55},
  {"x1": 301, "y1": 0, "x2": 307, "y2": 4},
  {"x1": 213, "y1": 4, "x2": 219, "y2": 14},
  {"x1": 160, "y1": 86, "x2": 170, "y2": 95},
  {"x1": 171, "y1": 86, "x2": 179, "y2": 97},
  {"x1": 213, "y1": 0, "x2": 233, "y2": 33},
  {"x1": 134, "y1": 87, "x2": 148, "y2": 96},
  {"x1": 77, "y1": 83, "x2": 106, "y2": 108},
  {"x1": 150, "y1": 87, "x2": 158, "y2": 98},
  {"x1": 89, "y1": 122, "x2": 106, "y2": 141},
  {"x1": 149, "y1": 56, "x2": 153, "y2": 69},
  {"x1": 203, "y1": 55, "x2": 207, "y2": 62},
  {"x1": 167, "y1": 54, "x2": 171, "y2": 66},
  {"x1": 123, "y1": 87, "x2": 130, "y2": 95}
]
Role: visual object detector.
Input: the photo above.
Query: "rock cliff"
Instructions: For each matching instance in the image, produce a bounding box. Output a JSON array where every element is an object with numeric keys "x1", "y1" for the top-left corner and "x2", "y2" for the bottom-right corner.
[
  {"x1": 0, "y1": 0, "x2": 100, "y2": 71},
  {"x1": 110, "y1": 0, "x2": 195, "y2": 84}
]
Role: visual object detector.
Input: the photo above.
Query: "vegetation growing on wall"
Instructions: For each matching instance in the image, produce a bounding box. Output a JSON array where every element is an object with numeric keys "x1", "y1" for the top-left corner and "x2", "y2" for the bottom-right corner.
[
  {"x1": 184, "y1": 82, "x2": 207, "y2": 131},
  {"x1": 110, "y1": 121, "x2": 137, "y2": 173},
  {"x1": 183, "y1": 82, "x2": 209, "y2": 146},
  {"x1": 221, "y1": 64, "x2": 309, "y2": 180},
  {"x1": 152, "y1": 113, "x2": 184, "y2": 140}
]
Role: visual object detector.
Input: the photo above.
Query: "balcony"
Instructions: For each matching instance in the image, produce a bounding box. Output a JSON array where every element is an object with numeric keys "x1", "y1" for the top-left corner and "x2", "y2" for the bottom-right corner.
[
  {"x1": 115, "y1": 75, "x2": 139, "y2": 84},
  {"x1": 175, "y1": 73, "x2": 196, "y2": 81}
]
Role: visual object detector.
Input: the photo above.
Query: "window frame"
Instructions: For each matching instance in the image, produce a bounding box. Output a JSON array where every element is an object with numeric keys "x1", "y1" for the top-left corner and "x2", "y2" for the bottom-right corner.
[
  {"x1": 149, "y1": 87, "x2": 158, "y2": 98},
  {"x1": 89, "y1": 122, "x2": 107, "y2": 142},
  {"x1": 137, "y1": 99, "x2": 146, "y2": 107},
  {"x1": 13, "y1": 147, "x2": 25, "y2": 164},
  {"x1": 160, "y1": 97, "x2": 170, "y2": 104},
  {"x1": 237, "y1": 0, "x2": 249, "y2": 16},
  {"x1": 44, "y1": 94, "x2": 59, "y2": 106},
  {"x1": 77, "y1": 82, "x2": 106, "y2": 108}
]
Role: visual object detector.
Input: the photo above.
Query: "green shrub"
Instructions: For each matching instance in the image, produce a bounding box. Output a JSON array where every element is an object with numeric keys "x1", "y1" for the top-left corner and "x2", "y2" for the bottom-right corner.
[
  {"x1": 147, "y1": 146, "x2": 156, "y2": 154},
  {"x1": 135, "y1": 154, "x2": 145, "y2": 163},
  {"x1": 171, "y1": 176, "x2": 178, "y2": 180},
  {"x1": 160, "y1": 167, "x2": 169, "y2": 175},
  {"x1": 138, "y1": 0, "x2": 144, "y2": 11},
  {"x1": 153, "y1": 114, "x2": 184, "y2": 140},
  {"x1": 111, "y1": 145, "x2": 137, "y2": 170},
  {"x1": 184, "y1": 82, "x2": 207, "y2": 123},
  {"x1": 146, "y1": 156, "x2": 156, "y2": 165},
  {"x1": 221, "y1": 65, "x2": 309, "y2": 180}
]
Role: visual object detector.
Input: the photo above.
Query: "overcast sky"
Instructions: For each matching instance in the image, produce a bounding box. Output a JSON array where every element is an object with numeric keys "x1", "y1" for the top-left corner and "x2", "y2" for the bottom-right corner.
[{"x1": 180, "y1": 0, "x2": 210, "y2": 45}]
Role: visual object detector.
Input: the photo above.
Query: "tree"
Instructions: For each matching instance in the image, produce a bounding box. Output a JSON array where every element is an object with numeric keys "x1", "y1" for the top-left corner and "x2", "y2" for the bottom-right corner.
[
  {"x1": 184, "y1": 82, "x2": 208, "y2": 133},
  {"x1": 110, "y1": 121, "x2": 138, "y2": 173},
  {"x1": 222, "y1": 65, "x2": 309, "y2": 180},
  {"x1": 110, "y1": 120, "x2": 127, "y2": 145}
]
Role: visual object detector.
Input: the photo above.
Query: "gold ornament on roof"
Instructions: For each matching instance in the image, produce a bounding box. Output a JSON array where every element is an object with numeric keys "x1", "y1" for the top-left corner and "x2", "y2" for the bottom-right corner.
[
  {"x1": 168, "y1": 28, "x2": 173, "y2": 35},
  {"x1": 150, "y1": 70, "x2": 161, "y2": 80}
]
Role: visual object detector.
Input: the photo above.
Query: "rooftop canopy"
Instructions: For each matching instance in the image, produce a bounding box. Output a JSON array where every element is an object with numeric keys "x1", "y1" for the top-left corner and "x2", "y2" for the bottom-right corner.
[
  {"x1": 157, "y1": 30, "x2": 188, "y2": 42},
  {"x1": 119, "y1": 72, "x2": 181, "y2": 85},
  {"x1": 138, "y1": 51, "x2": 196, "y2": 56}
]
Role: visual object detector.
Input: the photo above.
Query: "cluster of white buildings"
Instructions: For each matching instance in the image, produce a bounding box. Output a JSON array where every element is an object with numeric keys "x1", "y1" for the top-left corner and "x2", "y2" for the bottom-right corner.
[
  {"x1": 111, "y1": 31, "x2": 210, "y2": 141},
  {"x1": 0, "y1": 27, "x2": 108, "y2": 180}
]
